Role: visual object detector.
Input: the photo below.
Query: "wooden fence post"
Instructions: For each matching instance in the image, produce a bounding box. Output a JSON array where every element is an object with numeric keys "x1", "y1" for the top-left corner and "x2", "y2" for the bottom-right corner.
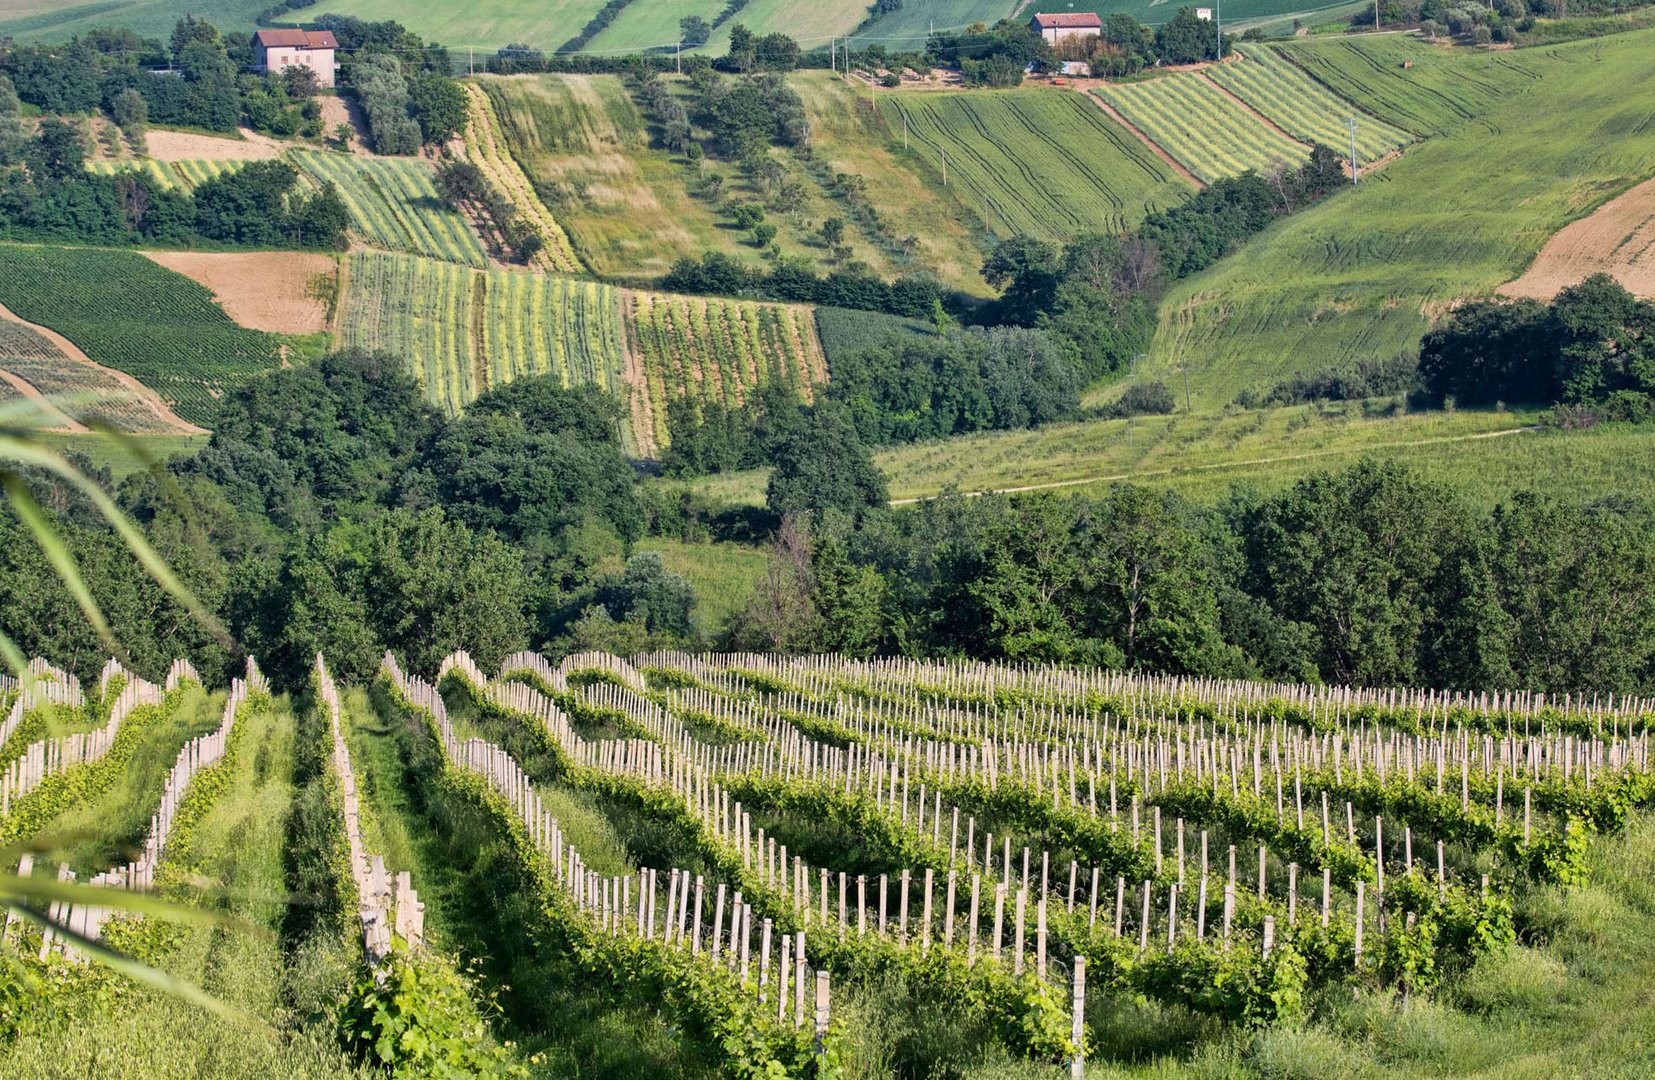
[{"x1": 1070, "y1": 955, "x2": 1086, "y2": 1080}]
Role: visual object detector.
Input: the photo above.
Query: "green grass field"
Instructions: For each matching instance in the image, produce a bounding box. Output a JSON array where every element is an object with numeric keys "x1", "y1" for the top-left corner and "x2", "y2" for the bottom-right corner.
[
  {"x1": 292, "y1": 151, "x2": 489, "y2": 269},
  {"x1": 676, "y1": 405, "x2": 1655, "y2": 511},
  {"x1": 1128, "y1": 30, "x2": 1655, "y2": 410},
  {"x1": 1266, "y1": 35, "x2": 1545, "y2": 136},
  {"x1": 1211, "y1": 46, "x2": 1413, "y2": 160},
  {"x1": 1096, "y1": 74, "x2": 1311, "y2": 184},
  {"x1": 0, "y1": 0, "x2": 265, "y2": 40},
  {"x1": 886, "y1": 89, "x2": 1191, "y2": 238},
  {"x1": 634, "y1": 537, "x2": 768, "y2": 632},
  {"x1": 0, "y1": 244, "x2": 282, "y2": 426},
  {"x1": 585, "y1": 0, "x2": 871, "y2": 56}
]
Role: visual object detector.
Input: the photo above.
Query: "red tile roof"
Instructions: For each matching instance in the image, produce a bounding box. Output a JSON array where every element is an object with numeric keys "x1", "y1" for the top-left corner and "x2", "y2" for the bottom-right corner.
[
  {"x1": 255, "y1": 28, "x2": 338, "y2": 49},
  {"x1": 1030, "y1": 11, "x2": 1104, "y2": 27}
]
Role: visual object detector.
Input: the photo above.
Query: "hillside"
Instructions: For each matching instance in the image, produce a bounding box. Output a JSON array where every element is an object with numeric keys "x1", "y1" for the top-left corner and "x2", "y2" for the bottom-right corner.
[{"x1": 1127, "y1": 30, "x2": 1655, "y2": 410}]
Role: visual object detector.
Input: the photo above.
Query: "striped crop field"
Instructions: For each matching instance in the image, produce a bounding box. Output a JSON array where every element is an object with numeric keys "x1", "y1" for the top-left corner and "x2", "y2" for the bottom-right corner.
[
  {"x1": 622, "y1": 292, "x2": 828, "y2": 458},
  {"x1": 479, "y1": 268, "x2": 626, "y2": 399},
  {"x1": 1211, "y1": 48, "x2": 1413, "y2": 162},
  {"x1": 1096, "y1": 74, "x2": 1310, "y2": 184},
  {"x1": 292, "y1": 151, "x2": 489, "y2": 267},
  {"x1": 1267, "y1": 37, "x2": 1545, "y2": 138},
  {"x1": 84, "y1": 158, "x2": 245, "y2": 190},
  {"x1": 461, "y1": 83, "x2": 580, "y2": 273},
  {"x1": 887, "y1": 90, "x2": 1190, "y2": 239},
  {"x1": 0, "y1": 319, "x2": 190, "y2": 433},
  {"x1": 341, "y1": 253, "x2": 827, "y2": 458}
]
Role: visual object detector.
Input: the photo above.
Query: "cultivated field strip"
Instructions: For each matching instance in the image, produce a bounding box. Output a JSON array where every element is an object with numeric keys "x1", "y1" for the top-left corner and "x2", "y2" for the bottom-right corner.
[
  {"x1": 623, "y1": 292, "x2": 827, "y2": 455},
  {"x1": 888, "y1": 91, "x2": 1188, "y2": 237},
  {"x1": 1097, "y1": 75, "x2": 1311, "y2": 184},
  {"x1": 85, "y1": 158, "x2": 246, "y2": 190},
  {"x1": 1268, "y1": 38, "x2": 1545, "y2": 138},
  {"x1": 1212, "y1": 48, "x2": 1413, "y2": 162},
  {"x1": 460, "y1": 83, "x2": 581, "y2": 273},
  {"x1": 0, "y1": 320, "x2": 180, "y2": 433},
  {"x1": 292, "y1": 151, "x2": 489, "y2": 268}
]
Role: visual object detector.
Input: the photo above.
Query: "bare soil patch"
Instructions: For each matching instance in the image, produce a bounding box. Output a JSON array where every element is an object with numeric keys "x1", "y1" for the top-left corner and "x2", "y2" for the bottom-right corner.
[
  {"x1": 319, "y1": 95, "x2": 373, "y2": 154},
  {"x1": 145, "y1": 128, "x2": 286, "y2": 161},
  {"x1": 1502, "y1": 174, "x2": 1655, "y2": 300},
  {"x1": 143, "y1": 251, "x2": 336, "y2": 334}
]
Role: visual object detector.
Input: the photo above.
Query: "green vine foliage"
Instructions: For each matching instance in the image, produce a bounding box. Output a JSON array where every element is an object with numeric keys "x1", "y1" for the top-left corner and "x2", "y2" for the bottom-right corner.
[{"x1": 337, "y1": 944, "x2": 531, "y2": 1079}]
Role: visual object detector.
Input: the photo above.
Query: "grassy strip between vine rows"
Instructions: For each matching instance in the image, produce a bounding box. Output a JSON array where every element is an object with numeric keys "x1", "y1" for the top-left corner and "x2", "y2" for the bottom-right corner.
[
  {"x1": 448, "y1": 671, "x2": 1081, "y2": 1063},
  {"x1": 392, "y1": 672, "x2": 832, "y2": 1079}
]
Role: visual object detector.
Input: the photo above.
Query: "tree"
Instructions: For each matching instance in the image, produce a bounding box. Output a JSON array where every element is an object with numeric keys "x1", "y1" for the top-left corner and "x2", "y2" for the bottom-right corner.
[
  {"x1": 981, "y1": 235, "x2": 1060, "y2": 325},
  {"x1": 170, "y1": 15, "x2": 220, "y2": 66},
  {"x1": 752, "y1": 222, "x2": 777, "y2": 246},
  {"x1": 766, "y1": 401, "x2": 888, "y2": 517},
  {"x1": 409, "y1": 72, "x2": 467, "y2": 144},
  {"x1": 111, "y1": 87, "x2": 148, "y2": 154},
  {"x1": 680, "y1": 15, "x2": 712, "y2": 46},
  {"x1": 0, "y1": 76, "x2": 23, "y2": 166},
  {"x1": 180, "y1": 40, "x2": 240, "y2": 132},
  {"x1": 820, "y1": 217, "x2": 845, "y2": 246},
  {"x1": 597, "y1": 552, "x2": 698, "y2": 640}
]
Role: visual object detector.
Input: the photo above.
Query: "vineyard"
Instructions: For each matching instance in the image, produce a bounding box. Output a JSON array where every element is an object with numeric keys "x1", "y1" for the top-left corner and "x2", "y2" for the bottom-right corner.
[
  {"x1": 623, "y1": 292, "x2": 828, "y2": 457},
  {"x1": 1209, "y1": 48, "x2": 1413, "y2": 163},
  {"x1": 0, "y1": 319, "x2": 191, "y2": 433},
  {"x1": 341, "y1": 251, "x2": 825, "y2": 458},
  {"x1": 291, "y1": 151, "x2": 490, "y2": 268},
  {"x1": 886, "y1": 91, "x2": 1189, "y2": 239},
  {"x1": 85, "y1": 158, "x2": 246, "y2": 190},
  {"x1": 1094, "y1": 75, "x2": 1310, "y2": 185},
  {"x1": 459, "y1": 83, "x2": 581, "y2": 273},
  {"x1": 3, "y1": 644, "x2": 1653, "y2": 1076},
  {"x1": 0, "y1": 244, "x2": 281, "y2": 426}
]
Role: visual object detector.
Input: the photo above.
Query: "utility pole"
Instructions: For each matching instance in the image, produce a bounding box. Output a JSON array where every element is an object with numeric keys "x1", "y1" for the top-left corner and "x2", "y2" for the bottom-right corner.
[
  {"x1": 831, "y1": 37, "x2": 835, "y2": 72},
  {"x1": 1349, "y1": 116, "x2": 1359, "y2": 184},
  {"x1": 676, "y1": 40, "x2": 682, "y2": 75},
  {"x1": 468, "y1": 46, "x2": 474, "y2": 76},
  {"x1": 941, "y1": 147, "x2": 947, "y2": 185},
  {"x1": 1375, "y1": 0, "x2": 1380, "y2": 30}
]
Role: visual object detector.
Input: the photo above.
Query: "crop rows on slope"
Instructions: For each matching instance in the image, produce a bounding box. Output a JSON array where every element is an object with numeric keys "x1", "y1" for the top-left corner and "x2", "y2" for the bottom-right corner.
[
  {"x1": 622, "y1": 291, "x2": 827, "y2": 455},
  {"x1": 292, "y1": 151, "x2": 489, "y2": 268},
  {"x1": 0, "y1": 245, "x2": 282, "y2": 426},
  {"x1": 0, "y1": 320, "x2": 177, "y2": 433},
  {"x1": 1096, "y1": 74, "x2": 1310, "y2": 184},
  {"x1": 887, "y1": 91, "x2": 1189, "y2": 238},
  {"x1": 85, "y1": 158, "x2": 246, "y2": 190},
  {"x1": 1265, "y1": 37, "x2": 1544, "y2": 138},
  {"x1": 460, "y1": 83, "x2": 581, "y2": 273},
  {"x1": 1212, "y1": 48, "x2": 1413, "y2": 162}
]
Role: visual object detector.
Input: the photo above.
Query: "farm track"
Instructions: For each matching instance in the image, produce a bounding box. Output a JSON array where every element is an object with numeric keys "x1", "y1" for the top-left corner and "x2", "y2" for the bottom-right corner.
[
  {"x1": 1503, "y1": 171, "x2": 1655, "y2": 300},
  {"x1": 888, "y1": 423, "x2": 1537, "y2": 504},
  {"x1": 1079, "y1": 92, "x2": 1204, "y2": 189},
  {"x1": 0, "y1": 366, "x2": 86, "y2": 432},
  {"x1": 0, "y1": 301, "x2": 207, "y2": 435}
]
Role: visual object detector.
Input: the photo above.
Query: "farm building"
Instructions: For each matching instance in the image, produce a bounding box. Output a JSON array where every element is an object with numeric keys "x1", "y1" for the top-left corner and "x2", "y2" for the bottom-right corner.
[
  {"x1": 254, "y1": 28, "x2": 339, "y2": 87},
  {"x1": 1029, "y1": 12, "x2": 1103, "y2": 42}
]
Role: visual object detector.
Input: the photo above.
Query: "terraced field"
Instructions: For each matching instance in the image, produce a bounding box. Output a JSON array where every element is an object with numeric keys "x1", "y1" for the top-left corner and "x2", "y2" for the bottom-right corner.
[
  {"x1": 623, "y1": 292, "x2": 827, "y2": 457},
  {"x1": 292, "y1": 151, "x2": 489, "y2": 268},
  {"x1": 886, "y1": 90, "x2": 1190, "y2": 238},
  {"x1": 1211, "y1": 47, "x2": 1413, "y2": 162},
  {"x1": 1095, "y1": 74, "x2": 1310, "y2": 184},
  {"x1": 1267, "y1": 36, "x2": 1546, "y2": 137}
]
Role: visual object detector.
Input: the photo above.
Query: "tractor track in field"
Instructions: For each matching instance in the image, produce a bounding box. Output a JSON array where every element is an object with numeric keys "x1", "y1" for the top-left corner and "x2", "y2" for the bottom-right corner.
[
  {"x1": 887, "y1": 424, "x2": 1537, "y2": 505},
  {"x1": 1077, "y1": 91, "x2": 1205, "y2": 189}
]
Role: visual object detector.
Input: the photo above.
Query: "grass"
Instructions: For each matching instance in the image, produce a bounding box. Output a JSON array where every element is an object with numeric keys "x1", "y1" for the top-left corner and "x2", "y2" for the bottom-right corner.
[
  {"x1": 676, "y1": 404, "x2": 1655, "y2": 510},
  {"x1": 886, "y1": 88, "x2": 1191, "y2": 238},
  {"x1": 0, "y1": 0, "x2": 267, "y2": 41},
  {"x1": 1132, "y1": 29, "x2": 1655, "y2": 410},
  {"x1": 35, "y1": 432, "x2": 210, "y2": 479},
  {"x1": 0, "y1": 696, "x2": 364, "y2": 1080},
  {"x1": 32, "y1": 684, "x2": 226, "y2": 875},
  {"x1": 309, "y1": 0, "x2": 610, "y2": 51},
  {"x1": 0, "y1": 244, "x2": 282, "y2": 426},
  {"x1": 635, "y1": 537, "x2": 768, "y2": 634},
  {"x1": 586, "y1": 0, "x2": 870, "y2": 56}
]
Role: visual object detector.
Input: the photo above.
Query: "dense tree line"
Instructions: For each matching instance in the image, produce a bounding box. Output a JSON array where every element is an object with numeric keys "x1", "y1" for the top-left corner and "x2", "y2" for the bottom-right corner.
[
  {"x1": 0, "y1": 19, "x2": 321, "y2": 137},
  {"x1": 1420, "y1": 274, "x2": 1655, "y2": 414},
  {"x1": 0, "y1": 110, "x2": 348, "y2": 248},
  {"x1": 727, "y1": 460, "x2": 1655, "y2": 693},
  {"x1": 10, "y1": 351, "x2": 1655, "y2": 696},
  {"x1": 662, "y1": 251, "x2": 944, "y2": 317}
]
